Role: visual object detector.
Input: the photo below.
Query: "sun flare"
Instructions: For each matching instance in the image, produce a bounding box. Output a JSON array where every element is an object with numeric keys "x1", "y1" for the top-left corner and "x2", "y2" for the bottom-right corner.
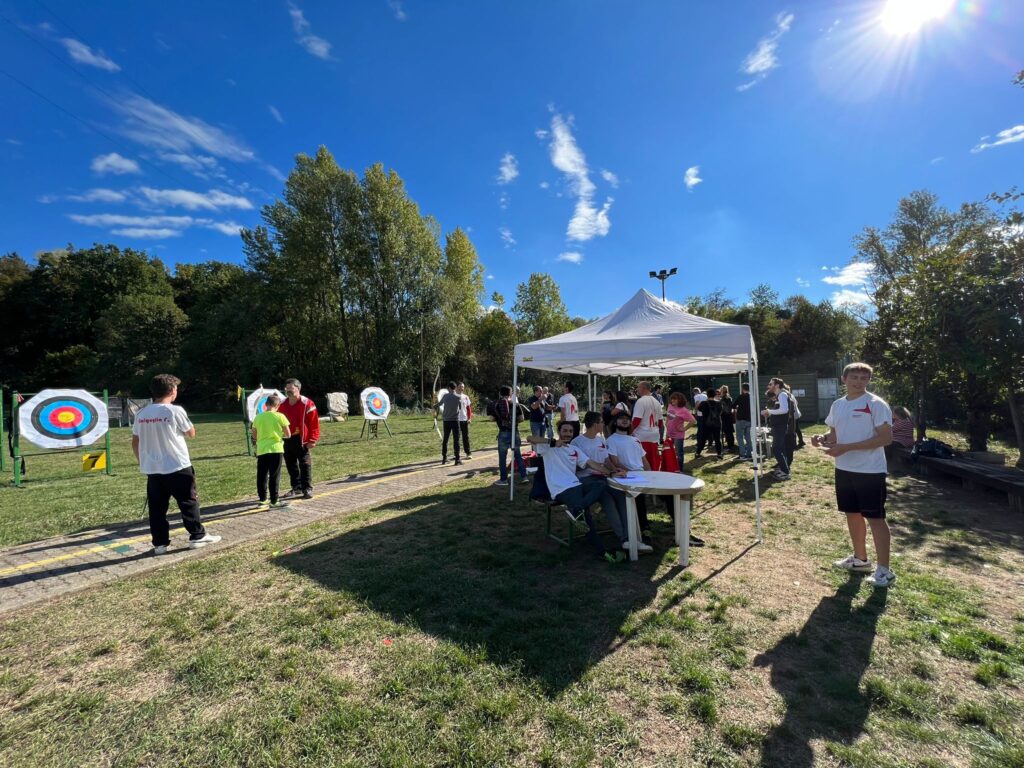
[{"x1": 879, "y1": 0, "x2": 956, "y2": 35}]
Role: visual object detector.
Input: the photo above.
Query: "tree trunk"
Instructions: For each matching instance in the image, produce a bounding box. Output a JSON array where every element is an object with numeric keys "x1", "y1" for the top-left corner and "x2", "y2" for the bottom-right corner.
[
  {"x1": 965, "y1": 373, "x2": 990, "y2": 452},
  {"x1": 1007, "y1": 390, "x2": 1024, "y2": 469},
  {"x1": 915, "y1": 380, "x2": 927, "y2": 441}
]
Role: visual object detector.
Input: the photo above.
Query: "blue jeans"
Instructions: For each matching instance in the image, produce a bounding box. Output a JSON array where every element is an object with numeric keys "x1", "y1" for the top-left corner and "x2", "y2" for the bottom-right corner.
[
  {"x1": 530, "y1": 421, "x2": 546, "y2": 438},
  {"x1": 556, "y1": 479, "x2": 610, "y2": 554},
  {"x1": 672, "y1": 438, "x2": 686, "y2": 472},
  {"x1": 497, "y1": 430, "x2": 526, "y2": 481},
  {"x1": 736, "y1": 420, "x2": 752, "y2": 457},
  {"x1": 580, "y1": 474, "x2": 628, "y2": 542},
  {"x1": 544, "y1": 417, "x2": 554, "y2": 440}
]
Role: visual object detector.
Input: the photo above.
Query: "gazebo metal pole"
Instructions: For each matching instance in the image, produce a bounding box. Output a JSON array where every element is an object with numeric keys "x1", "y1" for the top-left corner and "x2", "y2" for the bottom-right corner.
[
  {"x1": 749, "y1": 357, "x2": 763, "y2": 543},
  {"x1": 510, "y1": 357, "x2": 518, "y2": 502}
]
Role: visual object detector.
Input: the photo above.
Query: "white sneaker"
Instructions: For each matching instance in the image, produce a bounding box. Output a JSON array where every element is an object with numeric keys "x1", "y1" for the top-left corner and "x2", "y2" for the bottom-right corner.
[
  {"x1": 519, "y1": 476, "x2": 531, "y2": 484},
  {"x1": 866, "y1": 567, "x2": 896, "y2": 588},
  {"x1": 833, "y1": 555, "x2": 873, "y2": 573},
  {"x1": 188, "y1": 533, "x2": 222, "y2": 549},
  {"x1": 621, "y1": 541, "x2": 654, "y2": 554},
  {"x1": 493, "y1": 479, "x2": 509, "y2": 487},
  {"x1": 153, "y1": 544, "x2": 170, "y2": 555}
]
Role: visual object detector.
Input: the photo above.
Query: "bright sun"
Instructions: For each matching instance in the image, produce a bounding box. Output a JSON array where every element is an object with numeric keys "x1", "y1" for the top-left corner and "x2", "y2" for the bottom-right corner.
[{"x1": 880, "y1": 0, "x2": 955, "y2": 35}]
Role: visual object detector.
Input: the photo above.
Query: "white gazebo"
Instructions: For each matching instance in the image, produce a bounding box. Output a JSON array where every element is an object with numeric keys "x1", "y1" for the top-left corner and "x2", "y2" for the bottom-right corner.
[{"x1": 511, "y1": 288, "x2": 764, "y2": 541}]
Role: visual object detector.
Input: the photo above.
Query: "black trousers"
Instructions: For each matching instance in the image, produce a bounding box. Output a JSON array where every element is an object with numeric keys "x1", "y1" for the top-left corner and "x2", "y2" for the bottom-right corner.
[
  {"x1": 257, "y1": 453, "x2": 283, "y2": 503},
  {"x1": 459, "y1": 420, "x2": 471, "y2": 455},
  {"x1": 283, "y1": 435, "x2": 312, "y2": 492},
  {"x1": 147, "y1": 466, "x2": 205, "y2": 547},
  {"x1": 697, "y1": 426, "x2": 722, "y2": 456},
  {"x1": 442, "y1": 420, "x2": 461, "y2": 460},
  {"x1": 722, "y1": 417, "x2": 736, "y2": 449}
]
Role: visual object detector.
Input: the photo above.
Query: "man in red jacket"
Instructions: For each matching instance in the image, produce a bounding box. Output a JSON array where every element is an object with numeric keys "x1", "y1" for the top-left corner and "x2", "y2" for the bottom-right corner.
[{"x1": 278, "y1": 378, "x2": 320, "y2": 499}]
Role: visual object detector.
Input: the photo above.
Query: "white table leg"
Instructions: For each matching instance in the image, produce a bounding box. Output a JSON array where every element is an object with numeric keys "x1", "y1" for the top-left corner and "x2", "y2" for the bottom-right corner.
[
  {"x1": 679, "y1": 495, "x2": 691, "y2": 568},
  {"x1": 625, "y1": 494, "x2": 640, "y2": 562}
]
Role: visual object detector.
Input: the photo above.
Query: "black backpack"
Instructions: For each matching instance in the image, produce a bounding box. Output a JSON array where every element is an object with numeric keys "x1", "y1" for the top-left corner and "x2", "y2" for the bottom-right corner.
[{"x1": 911, "y1": 438, "x2": 957, "y2": 461}]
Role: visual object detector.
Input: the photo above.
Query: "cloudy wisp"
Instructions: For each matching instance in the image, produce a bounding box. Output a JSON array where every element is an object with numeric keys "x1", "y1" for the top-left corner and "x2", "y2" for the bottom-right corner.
[
  {"x1": 547, "y1": 113, "x2": 613, "y2": 242},
  {"x1": 60, "y1": 38, "x2": 120, "y2": 72},
  {"x1": 288, "y1": 3, "x2": 333, "y2": 60},
  {"x1": 91, "y1": 152, "x2": 140, "y2": 175},
  {"x1": 737, "y1": 12, "x2": 794, "y2": 91}
]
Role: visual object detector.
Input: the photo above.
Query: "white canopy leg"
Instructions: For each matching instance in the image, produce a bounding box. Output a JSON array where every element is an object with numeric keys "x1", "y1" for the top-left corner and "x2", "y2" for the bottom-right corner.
[
  {"x1": 748, "y1": 358, "x2": 762, "y2": 543},
  {"x1": 510, "y1": 361, "x2": 518, "y2": 502}
]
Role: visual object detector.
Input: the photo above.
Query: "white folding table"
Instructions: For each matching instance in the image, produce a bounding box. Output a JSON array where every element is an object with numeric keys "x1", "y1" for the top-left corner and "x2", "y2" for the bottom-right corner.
[{"x1": 608, "y1": 471, "x2": 706, "y2": 567}]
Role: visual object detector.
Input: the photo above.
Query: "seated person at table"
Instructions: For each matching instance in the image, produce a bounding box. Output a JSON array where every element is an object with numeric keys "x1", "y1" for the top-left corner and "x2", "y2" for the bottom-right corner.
[
  {"x1": 527, "y1": 422, "x2": 625, "y2": 562},
  {"x1": 607, "y1": 411, "x2": 705, "y2": 547},
  {"x1": 572, "y1": 411, "x2": 644, "y2": 554}
]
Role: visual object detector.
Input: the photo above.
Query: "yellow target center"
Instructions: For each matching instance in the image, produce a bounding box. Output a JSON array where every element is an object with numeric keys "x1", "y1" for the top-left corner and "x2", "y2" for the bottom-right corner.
[{"x1": 57, "y1": 411, "x2": 76, "y2": 424}]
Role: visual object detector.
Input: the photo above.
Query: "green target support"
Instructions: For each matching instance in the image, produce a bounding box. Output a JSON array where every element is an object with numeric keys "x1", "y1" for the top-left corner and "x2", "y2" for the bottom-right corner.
[
  {"x1": 241, "y1": 387, "x2": 254, "y2": 457},
  {"x1": 12, "y1": 391, "x2": 22, "y2": 488},
  {"x1": 0, "y1": 389, "x2": 6, "y2": 474},
  {"x1": 103, "y1": 389, "x2": 112, "y2": 476}
]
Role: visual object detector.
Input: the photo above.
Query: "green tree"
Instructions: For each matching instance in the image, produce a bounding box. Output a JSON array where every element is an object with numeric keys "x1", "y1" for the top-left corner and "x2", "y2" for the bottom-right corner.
[
  {"x1": 472, "y1": 308, "x2": 518, "y2": 398},
  {"x1": 95, "y1": 293, "x2": 189, "y2": 393},
  {"x1": 512, "y1": 273, "x2": 572, "y2": 342}
]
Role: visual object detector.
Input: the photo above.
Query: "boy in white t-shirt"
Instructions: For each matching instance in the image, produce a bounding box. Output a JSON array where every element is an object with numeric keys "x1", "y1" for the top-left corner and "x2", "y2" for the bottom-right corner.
[
  {"x1": 814, "y1": 362, "x2": 895, "y2": 588},
  {"x1": 557, "y1": 382, "x2": 580, "y2": 438},
  {"x1": 132, "y1": 374, "x2": 221, "y2": 555}
]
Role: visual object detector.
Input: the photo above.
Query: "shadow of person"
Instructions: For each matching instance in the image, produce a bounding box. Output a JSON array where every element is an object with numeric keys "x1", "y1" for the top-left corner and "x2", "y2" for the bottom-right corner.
[
  {"x1": 754, "y1": 578, "x2": 888, "y2": 767},
  {"x1": 276, "y1": 484, "x2": 667, "y2": 695}
]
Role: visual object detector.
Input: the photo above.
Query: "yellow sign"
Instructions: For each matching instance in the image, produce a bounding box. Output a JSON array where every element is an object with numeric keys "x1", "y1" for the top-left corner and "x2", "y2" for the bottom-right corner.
[{"x1": 82, "y1": 452, "x2": 106, "y2": 472}]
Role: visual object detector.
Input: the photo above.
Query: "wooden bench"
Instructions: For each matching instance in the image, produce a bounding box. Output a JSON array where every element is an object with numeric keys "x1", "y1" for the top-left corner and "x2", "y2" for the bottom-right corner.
[{"x1": 911, "y1": 454, "x2": 1024, "y2": 514}]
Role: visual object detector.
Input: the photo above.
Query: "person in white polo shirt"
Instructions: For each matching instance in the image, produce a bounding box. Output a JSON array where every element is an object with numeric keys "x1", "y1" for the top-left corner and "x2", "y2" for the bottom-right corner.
[
  {"x1": 528, "y1": 421, "x2": 622, "y2": 560},
  {"x1": 631, "y1": 381, "x2": 665, "y2": 471},
  {"x1": 814, "y1": 362, "x2": 895, "y2": 588},
  {"x1": 557, "y1": 381, "x2": 580, "y2": 438}
]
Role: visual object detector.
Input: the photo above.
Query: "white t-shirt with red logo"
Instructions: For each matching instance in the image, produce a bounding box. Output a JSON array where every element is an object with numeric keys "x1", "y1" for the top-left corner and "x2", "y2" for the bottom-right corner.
[
  {"x1": 824, "y1": 392, "x2": 892, "y2": 474},
  {"x1": 571, "y1": 433, "x2": 609, "y2": 476},
  {"x1": 607, "y1": 432, "x2": 646, "y2": 471},
  {"x1": 558, "y1": 393, "x2": 579, "y2": 422},
  {"x1": 631, "y1": 394, "x2": 662, "y2": 443},
  {"x1": 536, "y1": 442, "x2": 588, "y2": 499},
  {"x1": 132, "y1": 403, "x2": 193, "y2": 475}
]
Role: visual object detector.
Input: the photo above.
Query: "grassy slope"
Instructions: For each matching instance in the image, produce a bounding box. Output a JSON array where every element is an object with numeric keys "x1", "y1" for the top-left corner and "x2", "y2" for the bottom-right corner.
[
  {"x1": 0, "y1": 428, "x2": 1022, "y2": 766},
  {"x1": 0, "y1": 414, "x2": 494, "y2": 547}
]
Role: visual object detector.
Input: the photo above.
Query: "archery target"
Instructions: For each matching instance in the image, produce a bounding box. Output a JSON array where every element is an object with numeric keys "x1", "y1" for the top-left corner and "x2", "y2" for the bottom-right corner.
[
  {"x1": 19, "y1": 389, "x2": 109, "y2": 449},
  {"x1": 360, "y1": 387, "x2": 391, "y2": 420},
  {"x1": 246, "y1": 388, "x2": 285, "y2": 422}
]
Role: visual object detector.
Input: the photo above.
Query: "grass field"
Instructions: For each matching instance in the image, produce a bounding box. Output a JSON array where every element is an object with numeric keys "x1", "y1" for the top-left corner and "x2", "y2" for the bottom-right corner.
[
  {"x1": 1, "y1": 425, "x2": 1022, "y2": 766},
  {"x1": 0, "y1": 413, "x2": 495, "y2": 548}
]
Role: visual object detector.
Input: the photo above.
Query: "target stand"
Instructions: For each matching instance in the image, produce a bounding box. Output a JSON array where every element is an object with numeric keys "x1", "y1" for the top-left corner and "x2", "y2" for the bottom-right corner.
[
  {"x1": 359, "y1": 386, "x2": 394, "y2": 440},
  {"x1": 10, "y1": 389, "x2": 113, "y2": 488}
]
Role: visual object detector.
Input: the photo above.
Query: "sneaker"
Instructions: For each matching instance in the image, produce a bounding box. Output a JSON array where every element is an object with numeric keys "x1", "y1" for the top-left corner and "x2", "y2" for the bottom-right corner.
[
  {"x1": 256, "y1": 500, "x2": 271, "y2": 511},
  {"x1": 621, "y1": 541, "x2": 654, "y2": 554},
  {"x1": 301, "y1": 491, "x2": 313, "y2": 500},
  {"x1": 270, "y1": 501, "x2": 290, "y2": 509},
  {"x1": 688, "y1": 535, "x2": 705, "y2": 547},
  {"x1": 282, "y1": 488, "x2": 300, "y2": 499},
  {"x1": 188, "y1": 533, "x2": 222, "y2": 549},
  {"x1": 493, "y1": 479, "x2": 510, "y2": 487},
  {"x1": 441, "y1": 458, "x2": 448, "y2": 465},
  {"x1": 454, "y1": 458, "x2": 463, "y2": 466},
  {"x1": 464, "y1": 453, "x2": 473, "y2": 459},
  {"x1": 519, "y1": 475, "x2": 530, "y2": 484},
  {"x1": 153, "y1": 544, "x2": 170, "y2": 555},
  {"x1": 833, "y1": 555, "x2": 874, "y2": 573},
  {"x1": 866, "y1": 567, "x2": 897, "y2": 588},
  {"x1": 772, "y1": 471, "x2": 791, "y2": 480}
]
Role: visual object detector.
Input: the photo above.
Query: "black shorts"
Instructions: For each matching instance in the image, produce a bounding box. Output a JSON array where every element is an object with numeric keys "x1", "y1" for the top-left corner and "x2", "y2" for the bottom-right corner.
[{"x1": 835, "y1": 469, "x2": 887, "y2": 519}]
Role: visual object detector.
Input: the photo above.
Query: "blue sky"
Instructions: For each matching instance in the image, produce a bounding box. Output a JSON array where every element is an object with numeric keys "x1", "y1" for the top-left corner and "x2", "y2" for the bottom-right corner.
[{"x1": 1, "y1": 0, "x2": 1021, "y2": 318}]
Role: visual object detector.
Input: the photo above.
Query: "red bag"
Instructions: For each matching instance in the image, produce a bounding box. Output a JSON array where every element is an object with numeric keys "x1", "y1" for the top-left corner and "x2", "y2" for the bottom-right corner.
[{"x1": 660, "y1": 440, "x2": 680, "y2": 473}]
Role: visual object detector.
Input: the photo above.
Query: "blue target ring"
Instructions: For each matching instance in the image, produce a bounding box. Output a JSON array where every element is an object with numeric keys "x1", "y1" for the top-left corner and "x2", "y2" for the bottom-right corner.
[
  {"x1": 32, "y1": 397, "x2": 97, "y2": 440},
  {"x1": 255, "y1": 395, "x2": 272, "y2": 415}
]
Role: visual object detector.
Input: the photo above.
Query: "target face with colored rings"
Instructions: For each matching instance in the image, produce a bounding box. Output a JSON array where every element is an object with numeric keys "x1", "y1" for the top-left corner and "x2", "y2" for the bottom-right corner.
[
  {"x1": 19, "y1": 389, "x2": 109, "y2": 449},
  {"x1": 246, "y1": 388, "x2": 285, "y2": 422},
  {"x1": 359, "y1": 387, "x2": 391, "y2": 420}
]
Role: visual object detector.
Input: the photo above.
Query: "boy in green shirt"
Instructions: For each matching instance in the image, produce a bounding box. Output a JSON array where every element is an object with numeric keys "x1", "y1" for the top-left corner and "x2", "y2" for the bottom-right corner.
[{"x1": 251, "y1": 394, "x2": 293, "y2": 510}]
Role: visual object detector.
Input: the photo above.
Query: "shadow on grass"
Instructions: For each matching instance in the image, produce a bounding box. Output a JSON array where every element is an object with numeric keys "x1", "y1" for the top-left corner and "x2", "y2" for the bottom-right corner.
[
  {"x1": 755, "y1": 578, "x2": 887, "y2": 767},
  {"x1": 277, "y1": 484, "x2": 667, "y2": 694}
]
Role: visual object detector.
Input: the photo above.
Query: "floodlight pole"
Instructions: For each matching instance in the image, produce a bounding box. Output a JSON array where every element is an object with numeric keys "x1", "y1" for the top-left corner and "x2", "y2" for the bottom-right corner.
[{"x1": 648, "y1": 267, "x2": 678, "y2": 300}]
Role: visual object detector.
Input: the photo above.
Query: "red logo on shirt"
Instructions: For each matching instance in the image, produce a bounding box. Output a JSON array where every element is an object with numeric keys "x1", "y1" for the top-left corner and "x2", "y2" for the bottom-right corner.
[{"x1": 854, "y1": 404, "x2": 871, "y2": 414}]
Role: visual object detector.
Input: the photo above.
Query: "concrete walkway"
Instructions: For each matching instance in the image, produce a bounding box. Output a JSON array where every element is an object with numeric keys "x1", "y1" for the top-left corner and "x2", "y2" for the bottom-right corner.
[{"x1": 0, "y1": 453, "x2": 496, "y2": 615}]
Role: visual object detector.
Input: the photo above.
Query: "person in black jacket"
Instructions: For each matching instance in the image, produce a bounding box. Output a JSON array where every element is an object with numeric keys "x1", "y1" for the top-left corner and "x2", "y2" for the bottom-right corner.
[
  {"x1": 718, "y1": 385, "x2": 736, "y2": 451},
  {"x1": 696, "y1": 394, "x2": 723, "y2": 459}
]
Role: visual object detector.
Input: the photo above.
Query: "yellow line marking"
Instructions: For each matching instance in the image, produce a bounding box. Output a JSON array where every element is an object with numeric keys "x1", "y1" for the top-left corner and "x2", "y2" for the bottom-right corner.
[{"x1": 0, "y1": 456, "x2": 482, "y2": 577}]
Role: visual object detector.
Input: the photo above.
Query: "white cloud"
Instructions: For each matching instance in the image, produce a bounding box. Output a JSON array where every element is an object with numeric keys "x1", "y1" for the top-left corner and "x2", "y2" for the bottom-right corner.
[
  {"x1": 288, "y1": 3, "x2": 333, "y2": 60},
  {"x1": 737, "y1": 12, "x2": 794, "y2": 91},
  {"x1": 539, "y1": 181, "x2": 550, "y2": 189},
  {"x1": 6, "y1": 138, "x2": 23, "y2": 145},
  {"x1": 830, "y1": 289, "x2": 872, "y2": 307},
  {"x1": 110, "y1": 227, "x2": 181, "y2": 239},
  {"x1": 110, "y1": 92, "x2": 255, "y2": 162},
  {"x1": 486, "y1": 274, "x2": 495, "y2": 280},
  {"x1": 557, "y1": 251, "x2": 583, "y2": 265},
  {"x1": 388, "y1": 0, "x2": 407, "y2": 21},
  {"x1": 202, "y1": 220, "x2": 243, "y2": 236},
  {"x1": 91, "y1": 152, "x2": 140, "y2": 175},
  {"x1": 158, "y1": 152, "x2": 221, "y2": 177},
  {"x1": 499, "y1": 226, "x2": 516, "y2": 248},
  {"x1": 68, "y1": 188, "x2": 127, "y2": 203},
  {"x1": 60, "y1": 38, "x2": 120, "y2": 72},
  {"x1": 684, "y1": 165, "x2": 703, "y2": 190},
  {"x1": 930, "y1": 156, "x2": 944, "y2": 165},
  {"x1": 268, "y1": 105, "x2": 285, "y2": 124},
  {"x1": 535, "y1": 129, "x2": 549, "y2": 140},
  {"x1": 795, "y1": 277, "x2": 810, "y2": 287},
  {"x1": 498, "y1": 191, "x2": 510, "y2": 210},
  {"x1": 139, "y1": 187, "x2": 253, "y2": 211},
  {"x1": 547, "y1": 113, "x2": 613, "y2": 242},
  {"x1": 971, "y1": 125, "x2": 1024, "y2": 153},
  {"x1": 69, "y1": 213, "x2": 194, "y2": 228},
  {"x1": 821, "y1": 262, "x2": 873, "y2": 286},
  {"x1": 601, "y1": 169, "x2": 619, "y2": 188},
  {"x1": 497, "y1": 152, "x2": 519, "y2": 184}
]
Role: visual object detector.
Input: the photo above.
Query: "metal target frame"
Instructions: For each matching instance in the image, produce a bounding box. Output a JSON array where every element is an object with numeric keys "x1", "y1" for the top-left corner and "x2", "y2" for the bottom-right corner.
[{"x1": 9, "y1": 389, "x2": 113, "y2": 488}]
